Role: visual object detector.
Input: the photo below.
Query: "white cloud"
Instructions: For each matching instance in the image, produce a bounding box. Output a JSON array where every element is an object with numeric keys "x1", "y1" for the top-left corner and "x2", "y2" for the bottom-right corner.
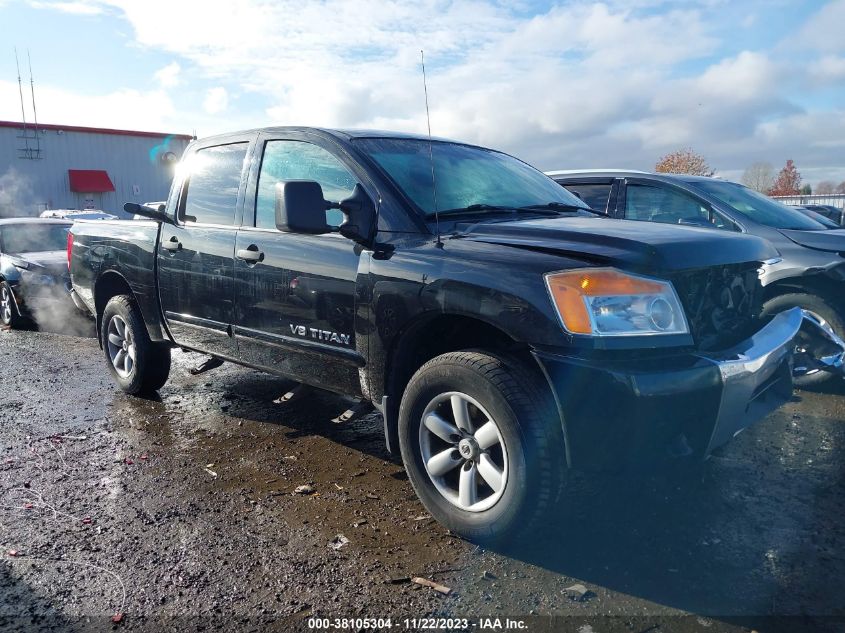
[
  {"x1": 0, "y1": 79, "x2": 176, "y2": 132},
  {"x1": 795, "y1": 0, "x2": 845, "y2": 52},
  {"x1": 154, "y1": 62, "x2": 181, "y2": 88},
  {"x1": 809, "y1": 55, "x2": 845, "y2": 83},
  {"x1": 16, "y1": 0, "x2": 845, "y2": 184},
  {"x1": 203, "y1": 87, "x2": 228, "y2": 114},
  {"x1": 741, "y1": 13, "x2": 757, "y2": 28},
  {"x1": 28, "y1": 1, "x2": 103, "y2": 15},
  {"x1": 61, "y1": 0, "x2": 731, "y2": 157}
]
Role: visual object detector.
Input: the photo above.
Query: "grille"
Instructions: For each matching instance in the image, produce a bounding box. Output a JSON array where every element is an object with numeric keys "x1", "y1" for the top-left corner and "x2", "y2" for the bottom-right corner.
[{"x1": 670, "y1": 263, "x2": 762, "y2": 352}]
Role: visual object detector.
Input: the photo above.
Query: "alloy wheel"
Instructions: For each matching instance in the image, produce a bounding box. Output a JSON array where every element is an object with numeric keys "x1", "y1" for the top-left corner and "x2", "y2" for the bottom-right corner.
[
  {"x1": 1, "y1": 286, "x2": 11, "y2": 324},
  {"x1": 419, "y1": 391, "x2": 508, "y2": 512},
  {"x1": 795, "y1": 310, "x2": 840, "y2": 377},
  {"x1": 107, "y1": 315, "x2": 136, "y2": 379}
]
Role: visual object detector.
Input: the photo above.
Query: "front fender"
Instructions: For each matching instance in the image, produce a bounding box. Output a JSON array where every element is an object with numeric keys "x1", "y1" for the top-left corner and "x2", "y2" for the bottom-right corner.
[
  {"x1": 0, "y1": 256, "x2": 23, "y2": 284},
  {"x1": 760, "y1": 250, "x2": 845, "y2": 288}
]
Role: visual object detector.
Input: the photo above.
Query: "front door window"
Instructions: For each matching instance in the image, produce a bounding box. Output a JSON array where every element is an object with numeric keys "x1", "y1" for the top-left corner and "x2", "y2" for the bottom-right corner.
[{"x1": 254, "y1": 140, "x2": 358, "y2": 230}]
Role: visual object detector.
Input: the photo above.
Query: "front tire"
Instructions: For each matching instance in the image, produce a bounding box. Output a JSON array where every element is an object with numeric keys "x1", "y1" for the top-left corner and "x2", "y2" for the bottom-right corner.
[
  {"x1": 398, "y1": 350, "x2": 565, "y2": 544},
  {"x1": 101, "y1": 295, "x2": 171, "y2": 394},
  {"x1": 761, "y1": 292, "x2": 845, "y2": 388},
  {"x1": 1, "y1": 282, "x2": 23, "y2": 328}
]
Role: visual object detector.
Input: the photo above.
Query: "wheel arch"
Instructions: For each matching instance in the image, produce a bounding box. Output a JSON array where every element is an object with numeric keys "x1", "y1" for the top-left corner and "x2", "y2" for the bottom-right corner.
[
  {"x1": 93, "y1": 271, "x2": 137, "y2": 347},
  {"x1": 380, "y1": 312, "x2": 548, "y2": 454},
  {"x1": 763, "y1": 274, "x2": 845, "y2": 310}
]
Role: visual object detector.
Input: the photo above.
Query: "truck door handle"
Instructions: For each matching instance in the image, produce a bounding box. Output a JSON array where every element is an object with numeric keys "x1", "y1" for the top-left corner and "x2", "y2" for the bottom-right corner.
[
  {"x1": 162, "y1": 236, "x2": 182, "y2": 252},
  {"x1": 236, "y1": 245, "x2": 264, "y2": 263}
]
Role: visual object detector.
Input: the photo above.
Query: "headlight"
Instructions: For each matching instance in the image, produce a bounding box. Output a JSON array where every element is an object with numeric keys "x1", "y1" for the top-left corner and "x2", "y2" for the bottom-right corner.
[{"x1": 544, "y1": 268, "x2": 689, "y2": 337}]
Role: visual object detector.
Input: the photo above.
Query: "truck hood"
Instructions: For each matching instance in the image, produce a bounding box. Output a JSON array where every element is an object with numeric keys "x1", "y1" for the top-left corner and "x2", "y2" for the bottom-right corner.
[
  {"x1": 456, "y1": 216, "x2": 777, "y2": 271},
  {"x1": 778, "y1": 228, "x2": 845, "y2": 252}
]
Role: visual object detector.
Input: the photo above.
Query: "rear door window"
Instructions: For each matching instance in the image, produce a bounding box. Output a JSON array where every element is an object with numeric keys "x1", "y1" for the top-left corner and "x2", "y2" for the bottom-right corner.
[
  {"x1": 181, "y1": 143, "x2": 248, "y2": 225},
  {"x1": 562, "y1": 183, "x2": 613, "y2": 214},
  {"x1": 624, "y1": 184, "x2": 712, "y2": 226}
]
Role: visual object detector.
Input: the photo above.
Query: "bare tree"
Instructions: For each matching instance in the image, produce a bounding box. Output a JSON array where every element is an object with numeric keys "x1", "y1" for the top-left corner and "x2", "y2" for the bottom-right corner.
[
  {"x1": 836, "y1": 181, "x2": 845, "y2": 194},
  {"x1": 741, "y1": 162, "x2": 775, "y2": 193},
  {"x1": 655, "y1": 148, "x2": 714, "y2": 176},
  {"x1": 816, "y1": 181, "x2": 836, "y2": 195}
]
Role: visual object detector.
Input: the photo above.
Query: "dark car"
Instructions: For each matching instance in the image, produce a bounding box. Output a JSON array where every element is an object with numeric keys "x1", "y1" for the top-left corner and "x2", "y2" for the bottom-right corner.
[
  {"x1": 791, "y1": 204, "x2": 844, "y2": 226},
  {"x1": 790, "y1": 206, "x2": 841, "y2": 229},
  {"x1": 549, "y1": 170, "x2": 845, "y2": 386},
  {"x1": 0, "y1": 218, "x2": 73, "y2": 328}
]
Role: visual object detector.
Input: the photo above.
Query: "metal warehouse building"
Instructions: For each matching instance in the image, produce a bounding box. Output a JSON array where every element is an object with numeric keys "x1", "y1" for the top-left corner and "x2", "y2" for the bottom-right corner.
[{"x1": 0, "y1": 120, "x2": 193, "y2": 217}]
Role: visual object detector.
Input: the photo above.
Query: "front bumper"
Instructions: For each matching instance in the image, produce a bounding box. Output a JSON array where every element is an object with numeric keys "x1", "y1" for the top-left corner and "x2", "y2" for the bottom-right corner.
[{"x1": 533, "y1": 307, "x2": 809, "y2": 470}]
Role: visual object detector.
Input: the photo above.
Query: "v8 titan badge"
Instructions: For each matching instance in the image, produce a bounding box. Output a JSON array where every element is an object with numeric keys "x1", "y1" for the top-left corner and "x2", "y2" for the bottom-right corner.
[{"x1": 290, "y1": 323, "x2": 351, "y2": 346}]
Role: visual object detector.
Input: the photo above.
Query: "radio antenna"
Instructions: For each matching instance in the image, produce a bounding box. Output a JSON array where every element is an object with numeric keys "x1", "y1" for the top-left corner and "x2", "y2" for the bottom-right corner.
[
  {"x1": 14, "y1": 48, "x2": 31, "y2": 157},
  {"x1": 420, "y1": 50, "x2": 442, "y2": 247},
  {"x1": 27, "y1": 50, "x2": 41, "y2": 156}
]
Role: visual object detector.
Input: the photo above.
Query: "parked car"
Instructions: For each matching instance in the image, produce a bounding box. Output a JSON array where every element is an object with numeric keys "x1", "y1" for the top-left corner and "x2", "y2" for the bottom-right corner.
[
  {"x1": 0, "y1": 218, "x2": 73, "y2": 328},
  {"x1": 790, "y1": 206, "x2": 841, "y2": 229},
  {"x1": 790, "y1": 204, "x2": 844, "y2": 226},
  {"x1": 40, "y1": 209, "x2": 117, "y2": 221},
  {"x1": 549, "y1": 170, "x2": 845, "y2": 386},
  {"x1": 69, "y1": 128, "x2": 838, "y2": 543}
]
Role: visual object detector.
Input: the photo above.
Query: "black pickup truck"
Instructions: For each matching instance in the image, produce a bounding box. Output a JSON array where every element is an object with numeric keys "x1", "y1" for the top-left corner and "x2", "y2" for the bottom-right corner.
[{"x1": 69, "y1": 127, "x2": 835, "y2": 543}]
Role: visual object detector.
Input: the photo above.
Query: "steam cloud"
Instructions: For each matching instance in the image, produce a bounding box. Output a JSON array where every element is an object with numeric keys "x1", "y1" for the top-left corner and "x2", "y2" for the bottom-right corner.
[
  {"x1": 25, "y1": 283, "x2": 95, "y2": 338},
  {"x1": 0, "y1": 168, "x2": 36, "y2": 218}
]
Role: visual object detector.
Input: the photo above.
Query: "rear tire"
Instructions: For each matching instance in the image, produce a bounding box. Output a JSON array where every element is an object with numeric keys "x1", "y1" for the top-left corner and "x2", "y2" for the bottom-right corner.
[
  {"x1": 101, "y1": 295, "x2": 171, "y2": 394},
  {"x1": 761, "y1": 292, "x2": 845, "y2": 388},
  {"x1": 1, "y1": 282, "x2": 23, "y2": 329},
  {"x1": 398, "y1": 350, "x2": 566, "y2": 544}
]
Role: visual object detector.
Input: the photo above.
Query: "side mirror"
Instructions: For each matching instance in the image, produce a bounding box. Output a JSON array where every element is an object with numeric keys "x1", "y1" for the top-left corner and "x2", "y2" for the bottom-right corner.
[
  {"x1": 337, "y1": 184, "x2": 376, "y2": 247},
  {"x1": 124, "y1": 202, "x2": 170, "y2": 223},
  {"x1": 275, "y1": 180, "x2": 377, "y2": 247},
  {"x1": 275, "y1": 181, "x2": 332, "y2": 234}
]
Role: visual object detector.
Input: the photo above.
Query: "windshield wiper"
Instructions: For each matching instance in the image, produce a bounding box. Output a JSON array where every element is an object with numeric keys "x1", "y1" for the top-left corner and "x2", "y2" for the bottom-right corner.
[
  {"x1": 427, "y1": 203, "x2": 591, "y2": 219},
  {"x1": 518, "y1": 202, "x2": 597, "y2": 214},
  {"x1": 426, "y1": 204, "x2": 513, "y2": 218}
]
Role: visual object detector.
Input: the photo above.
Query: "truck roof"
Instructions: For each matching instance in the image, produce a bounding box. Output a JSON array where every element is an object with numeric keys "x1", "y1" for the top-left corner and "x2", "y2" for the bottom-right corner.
[{"x1": 193, "y1": 126, "x2": 474, "y2": 147}]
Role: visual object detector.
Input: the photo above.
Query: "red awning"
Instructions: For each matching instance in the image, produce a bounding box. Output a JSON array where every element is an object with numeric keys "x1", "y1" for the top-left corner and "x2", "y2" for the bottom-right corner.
[{"x1": 68, "y1": 169, "x2": 115, "y2": 193}]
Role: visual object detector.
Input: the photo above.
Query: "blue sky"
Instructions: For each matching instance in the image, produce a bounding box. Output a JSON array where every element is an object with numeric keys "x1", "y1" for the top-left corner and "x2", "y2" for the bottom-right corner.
[{"x1": 1, "y1": 0, "x2": 844, "y2": 185}]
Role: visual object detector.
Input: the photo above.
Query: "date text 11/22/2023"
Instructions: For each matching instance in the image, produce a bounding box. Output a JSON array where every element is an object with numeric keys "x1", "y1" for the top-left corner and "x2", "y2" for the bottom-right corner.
[{"x1": 306, "y1": 617, "x2": 526, "y2": 629}]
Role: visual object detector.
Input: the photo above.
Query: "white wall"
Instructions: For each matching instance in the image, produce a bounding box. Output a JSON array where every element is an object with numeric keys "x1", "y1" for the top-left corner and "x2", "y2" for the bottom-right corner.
[{"x1": 0, "y1": 124, "x2": 191, "y2": 217}]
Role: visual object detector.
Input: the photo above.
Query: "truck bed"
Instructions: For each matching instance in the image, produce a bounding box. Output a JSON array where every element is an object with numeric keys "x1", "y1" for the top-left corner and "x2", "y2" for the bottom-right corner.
[{"x1": 69, "y1": 219, "x2": 168, "y2": 343}]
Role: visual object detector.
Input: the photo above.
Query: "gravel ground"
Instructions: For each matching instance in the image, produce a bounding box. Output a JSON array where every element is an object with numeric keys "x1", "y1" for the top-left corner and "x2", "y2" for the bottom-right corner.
[{"x1": 0, "y1": 322, "x2": 843, "y2": 632}]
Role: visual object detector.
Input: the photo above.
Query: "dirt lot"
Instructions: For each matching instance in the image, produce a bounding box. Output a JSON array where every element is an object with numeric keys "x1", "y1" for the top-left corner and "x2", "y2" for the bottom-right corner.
[{"x1": 1, "y1": 322, "x2": 843, "y2": 632}]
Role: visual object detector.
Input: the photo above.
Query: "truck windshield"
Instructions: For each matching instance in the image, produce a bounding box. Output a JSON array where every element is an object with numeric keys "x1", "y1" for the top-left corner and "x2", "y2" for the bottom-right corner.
[
  {"x1": 687, "y1": 179, "x2": 826, "y2": 231},
  {"x1": 354, "y1": 138, "x2": 589, "y2": 217},
  {"x1": 0, "y1": 223, "x2": 70, "y2": 254}
]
